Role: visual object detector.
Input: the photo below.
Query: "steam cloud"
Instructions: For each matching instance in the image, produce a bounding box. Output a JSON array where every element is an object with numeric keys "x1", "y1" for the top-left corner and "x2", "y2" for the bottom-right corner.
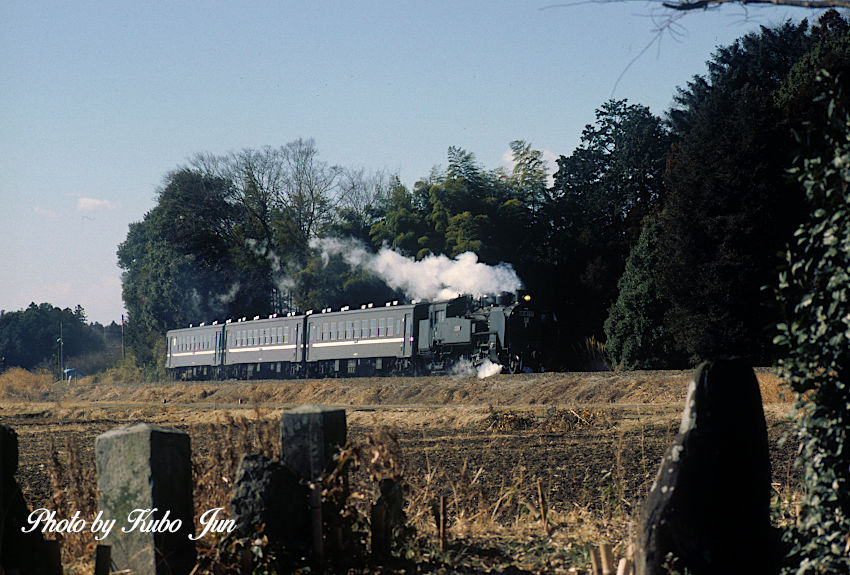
[
  {"x1": 310, "y1": 237, "x2": 523, "y2": 301},
  {"x1": 450, "y1": 357, "x2": 503, "y2": 379}
]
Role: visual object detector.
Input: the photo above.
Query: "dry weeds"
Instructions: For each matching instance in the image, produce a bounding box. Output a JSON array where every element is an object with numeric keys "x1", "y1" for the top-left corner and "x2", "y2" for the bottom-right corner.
[{"x1": 1, "y1": 366, "x2": 799, "y2": 573}]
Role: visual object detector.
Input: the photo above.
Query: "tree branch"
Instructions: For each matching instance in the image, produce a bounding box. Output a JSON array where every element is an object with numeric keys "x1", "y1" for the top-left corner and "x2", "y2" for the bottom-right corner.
[{"x1": 663, "y1": 0, "x2": 850, "y2": 10}]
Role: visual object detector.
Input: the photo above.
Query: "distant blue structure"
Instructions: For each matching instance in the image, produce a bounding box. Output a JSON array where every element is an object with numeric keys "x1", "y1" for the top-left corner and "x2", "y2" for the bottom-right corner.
[{"x1": 63, "y1": 368, "x2": 85, "y2": 382}]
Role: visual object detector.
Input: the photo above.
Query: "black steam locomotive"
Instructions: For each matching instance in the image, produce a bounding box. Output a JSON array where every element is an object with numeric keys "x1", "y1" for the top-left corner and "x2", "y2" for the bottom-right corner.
[{"x1": 165, "y1": 291, "x2": 556, "y2": 379}]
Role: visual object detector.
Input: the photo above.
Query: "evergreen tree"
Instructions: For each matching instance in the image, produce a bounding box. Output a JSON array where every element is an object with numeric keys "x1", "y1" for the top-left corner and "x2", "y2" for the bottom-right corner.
[
  {"x1": 547, "y1": 99, "x2": 669, "y2": 342},
  {"x1": 658, "y1": 22, "x2": 813, "y2": 364},
  {"x1": 604, "y1": 217, "x2": 684, "y2": 369}
]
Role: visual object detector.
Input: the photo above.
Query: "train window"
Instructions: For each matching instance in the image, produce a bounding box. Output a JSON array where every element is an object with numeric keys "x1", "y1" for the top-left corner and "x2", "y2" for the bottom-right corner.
[
  {"x1": 284, "y1": 326, "x2": 289, "y2": 344},
  {"x1": 396, "y1": 319, "x2": 401, "y2": 336},
  {"x1": 353, "y1": 321, "x2": 359, "y2": 339},
  {"x1": 346, "y1": 321, "x2": 352, "y2": 339},
  {"x1": 330, "y1": 322, "x2": 336, "y2": 341},
  {"x1": 263, "y1": 329, "x2": 268, "y2": 345},
  {"x1": 378, "y1": 318, "x2": 385, "y2": 337},
  {"x1": 370, "y1": 318, "x2": 377, "y2": 337}
]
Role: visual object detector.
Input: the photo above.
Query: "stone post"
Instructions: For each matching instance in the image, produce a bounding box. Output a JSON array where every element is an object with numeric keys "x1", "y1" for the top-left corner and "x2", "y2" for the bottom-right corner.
[
  {"x1": 280, "y1": 405, "x2": 347, "y2": 565},
  {"x1": 280, "y1": 405, "x2": 347, "y2": 481},
  {"x1": 1, "y1": 424, "x2": 51, "y2": 575},
  {"x1": 635, "y1": 359, "x2": 778, "y2": 575},
  {"x1": 95, "y1": 423, "x2": 195, "y2": 575}
]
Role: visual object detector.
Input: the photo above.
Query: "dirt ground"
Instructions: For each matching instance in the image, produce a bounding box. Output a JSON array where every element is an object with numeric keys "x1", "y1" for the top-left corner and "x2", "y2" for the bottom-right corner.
[{"x1": 3, "y1": 369, "x2": 799, "y2": 573}]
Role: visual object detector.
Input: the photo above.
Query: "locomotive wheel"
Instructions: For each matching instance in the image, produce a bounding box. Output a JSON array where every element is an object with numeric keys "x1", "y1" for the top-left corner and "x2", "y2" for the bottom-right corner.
[{"x1": 508, "y1": 356, "x2": 522, "y2": 374}]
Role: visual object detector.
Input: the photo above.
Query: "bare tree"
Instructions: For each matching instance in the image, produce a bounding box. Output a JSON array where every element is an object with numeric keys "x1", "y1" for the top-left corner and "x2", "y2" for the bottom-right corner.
[
  {"x1": 337, "y1": 167, "x2": 391, "y2": 220},
  {"x1": 276, "y1": 138, "x2": 343, "y2": 242}
]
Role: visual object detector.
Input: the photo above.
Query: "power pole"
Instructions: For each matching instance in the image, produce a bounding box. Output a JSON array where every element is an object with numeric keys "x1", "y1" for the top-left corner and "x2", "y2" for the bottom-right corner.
[
  {"x1": 121, "y1": 314, "x2": 125, "y2": 360},
  {"x1": 59, "y1": 321, "x2": 64, "y2": 377}
]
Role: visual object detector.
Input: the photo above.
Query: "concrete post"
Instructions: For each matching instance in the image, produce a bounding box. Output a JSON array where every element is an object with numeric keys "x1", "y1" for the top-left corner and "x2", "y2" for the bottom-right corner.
[{"x1": 95, "y1": 423, "x2": 195, "y2": 575}]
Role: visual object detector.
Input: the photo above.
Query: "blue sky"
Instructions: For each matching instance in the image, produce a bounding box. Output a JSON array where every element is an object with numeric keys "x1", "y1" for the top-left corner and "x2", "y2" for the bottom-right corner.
[{"x1": 1, "y1": 1, "x2": 816, "y2": 324}]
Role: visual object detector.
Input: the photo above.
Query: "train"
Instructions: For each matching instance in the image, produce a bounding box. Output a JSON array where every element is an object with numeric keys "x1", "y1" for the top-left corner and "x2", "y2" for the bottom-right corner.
[{"x1": 165, "y1": 290, "x2": 557, "y2": 379}]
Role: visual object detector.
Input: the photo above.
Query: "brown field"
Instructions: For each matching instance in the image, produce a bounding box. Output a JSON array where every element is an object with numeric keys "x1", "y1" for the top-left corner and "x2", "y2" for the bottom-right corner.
[{"x1": 1, "y1": 368, "x2": 800, "y2": 573}]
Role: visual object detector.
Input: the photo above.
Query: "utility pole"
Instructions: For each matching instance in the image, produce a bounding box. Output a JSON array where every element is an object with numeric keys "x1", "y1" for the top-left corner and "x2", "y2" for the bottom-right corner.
[
  {"x1": 121, "y1": 314, "x2": 125, "y2": 360},
  {"x1": 58, "y1": 322, "x2": 64, "y2": 378}
]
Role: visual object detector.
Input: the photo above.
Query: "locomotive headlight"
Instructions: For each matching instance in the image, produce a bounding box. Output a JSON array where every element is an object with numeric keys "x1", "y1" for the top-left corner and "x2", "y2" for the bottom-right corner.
[{"x1": 523, "y1": 294, "x2": 532, "y2": 302}]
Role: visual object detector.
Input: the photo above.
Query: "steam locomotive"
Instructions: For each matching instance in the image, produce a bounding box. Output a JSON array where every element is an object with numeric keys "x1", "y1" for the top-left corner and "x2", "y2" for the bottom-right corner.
[{"x1": 165, "y1": 290, "x2": 556, "y2": 379}]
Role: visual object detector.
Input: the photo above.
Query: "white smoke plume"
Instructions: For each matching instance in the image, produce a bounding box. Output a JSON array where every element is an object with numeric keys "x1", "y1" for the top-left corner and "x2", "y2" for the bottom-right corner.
[
  {"x1": 449, "y1": 357, "x2": 503, "y2": 379},
  {"x1": 310, "y1": 237, "x2": 523, "y2": 301},
  {"x1": 215, "y1": 282, "x2": 241, "y2": 306},
  {"x1": 476, "y1": 359, "x2": 503, "y2": 379},
  {"x1": 246, "y1": 238, "x2": 296, "y2": 292}
]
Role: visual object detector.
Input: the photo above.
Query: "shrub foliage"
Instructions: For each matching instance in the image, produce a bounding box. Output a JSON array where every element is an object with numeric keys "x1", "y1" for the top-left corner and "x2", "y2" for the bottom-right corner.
[{"x1": 776, "y1": 72, "x2": 850, "y2": 574}]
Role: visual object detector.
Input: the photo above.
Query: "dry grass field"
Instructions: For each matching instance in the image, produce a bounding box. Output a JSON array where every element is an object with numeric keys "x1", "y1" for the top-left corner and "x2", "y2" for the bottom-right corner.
[{"x1": 0, "y1": 367, "x2": 799, "y2": 573}]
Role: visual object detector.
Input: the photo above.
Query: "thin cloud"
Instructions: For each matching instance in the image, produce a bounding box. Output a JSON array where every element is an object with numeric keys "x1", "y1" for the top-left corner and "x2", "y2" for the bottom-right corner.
[
  {"x1": 34, "y1": 206, "x2": 61, "y2": 220},
  {"x1": 77, "y1": 197, "x2": 120, "y2": 211}
]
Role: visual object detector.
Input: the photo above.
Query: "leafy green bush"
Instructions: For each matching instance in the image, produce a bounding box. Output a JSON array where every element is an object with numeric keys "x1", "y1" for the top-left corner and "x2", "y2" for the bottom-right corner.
[{"x1": 776, "y1": 71, "x2": 850, "y2": 574}]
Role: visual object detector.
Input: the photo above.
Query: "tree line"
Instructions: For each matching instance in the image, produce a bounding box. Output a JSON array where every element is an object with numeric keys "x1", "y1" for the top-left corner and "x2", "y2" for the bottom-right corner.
[
  {"x1": 0, "y1": 303, "x2": 122, "y2": 373},
  {"x1": 117, "y1": 11, "x2": 850, "y2": 370}
]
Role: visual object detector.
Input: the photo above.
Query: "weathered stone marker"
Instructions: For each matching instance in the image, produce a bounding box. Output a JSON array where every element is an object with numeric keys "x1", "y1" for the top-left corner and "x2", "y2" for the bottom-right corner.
[
  {"x1": 279, "y1": 405, "x2": 347, "y2": 564},
  {"x1": 635, "y1": 359, "x2": 778, "y2": 575},
  {"x1": 280, "y1": 404, "x2": 347, "y2": 481},
  {"x1": 96, "y1": 423, "x2": 195, "y2": 575},
  {"x1": 1, "y1": 424, "x2": 50, "y2": 575},
  {"x1": 230, "y1": 454, "x2": 308, "y2": 547}
]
